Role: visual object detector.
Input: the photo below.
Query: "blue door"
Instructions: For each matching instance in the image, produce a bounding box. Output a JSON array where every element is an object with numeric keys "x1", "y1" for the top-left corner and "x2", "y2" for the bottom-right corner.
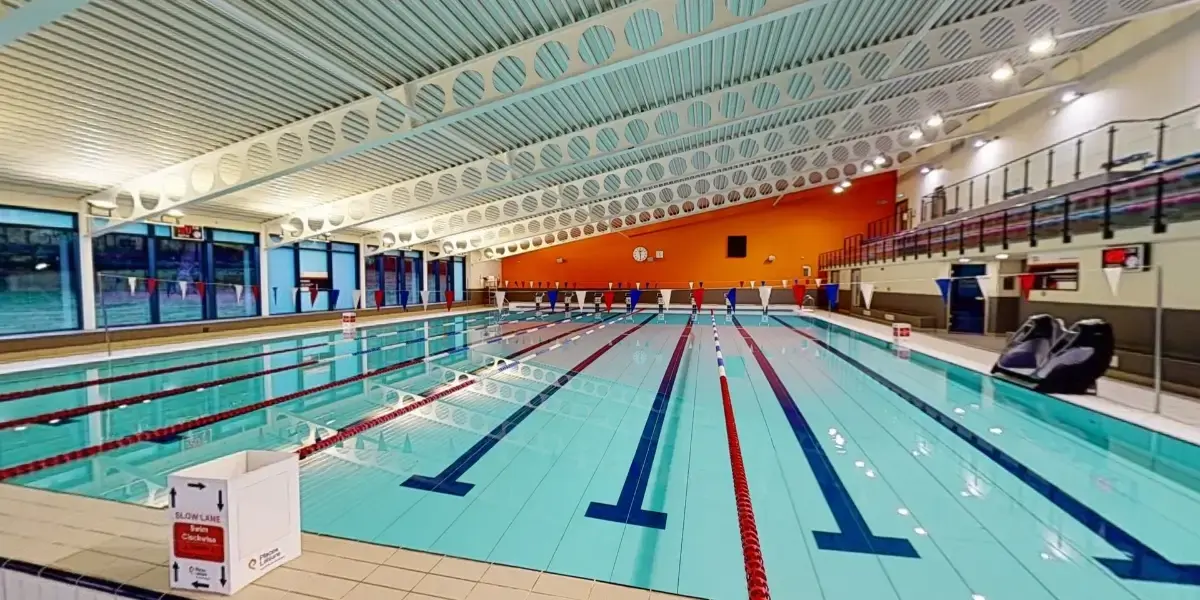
[{"x1": 949, "y1": 264, "x2": 986, "y2": 334}]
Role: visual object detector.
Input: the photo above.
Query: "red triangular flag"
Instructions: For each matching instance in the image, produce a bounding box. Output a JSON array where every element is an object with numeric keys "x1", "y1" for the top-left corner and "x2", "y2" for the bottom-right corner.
[
  {"x1": 603, "y1": 291, "x2": 614, "y2": 311},
  {"x1": 195, "y1": 281, "x2": 206, "y2": 298},
  {"x1": 691, "y1": 288, "x2": 705, "y2": 308},
  {"x1": 374, "y1": 289, "x2": 384, "y2": 309},
  {"x1": 147, "y1": 278, "x2": 158, "y2": 294},
  {"x1": 446, "y1": 289, "x2": 455, "y2": 311},
  {"x1": 792, "y1": 284, "x2": 807, "y2": 306},
  {"x1": 309, "y1": 284, "x2": 320, "y2": 304},
  {"x1": 250, "y1": 285, "x2": 260, "y2": 300},
  {"x1": 1018, "y1": 273, "x2": 1035, "y2": 299}
]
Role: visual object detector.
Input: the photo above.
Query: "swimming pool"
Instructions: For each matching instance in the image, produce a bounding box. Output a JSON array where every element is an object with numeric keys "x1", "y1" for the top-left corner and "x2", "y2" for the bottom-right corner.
[{"x1": 2, "y1": 308, "x2": 1198, "y2": 600}]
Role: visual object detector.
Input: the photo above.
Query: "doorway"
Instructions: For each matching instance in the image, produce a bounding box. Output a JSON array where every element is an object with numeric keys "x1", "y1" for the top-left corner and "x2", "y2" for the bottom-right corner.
[{"x1": 949, "y1": 264, "x2": 986, "y2": 334}]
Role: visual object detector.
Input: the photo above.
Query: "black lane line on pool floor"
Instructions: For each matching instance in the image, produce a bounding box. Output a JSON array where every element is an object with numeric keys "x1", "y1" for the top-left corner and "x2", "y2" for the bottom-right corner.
[
  {"x1": 774, "y1": 315, "x2": 1200, "y2": 585},
  {"x1": 402, "y1": 313, "x2": 657, "y2": 497}
]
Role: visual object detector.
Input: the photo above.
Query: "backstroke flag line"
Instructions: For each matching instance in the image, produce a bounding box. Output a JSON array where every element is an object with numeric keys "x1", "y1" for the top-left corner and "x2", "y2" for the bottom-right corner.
[
  {"x1": 860, "y1": 282, "x2": 874, "y2": 310},
  {"x1": 661, "y1": 289, "x2": 673, "y2": 307},
  {"x1": 495, "y1": 290, "x2": 506, "y2": 310},
  {"x1": 575, "y1": 290, "x2": 586, "y2": 307},
  {"x1": 758, "y1": 285, "x2": 772, "y2": 308}
]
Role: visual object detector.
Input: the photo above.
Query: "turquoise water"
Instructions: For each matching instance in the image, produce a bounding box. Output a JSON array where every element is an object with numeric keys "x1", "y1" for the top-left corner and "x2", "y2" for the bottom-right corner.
[{"x1": 2, "y1": 309, "x2": 1199, "y2": 600}]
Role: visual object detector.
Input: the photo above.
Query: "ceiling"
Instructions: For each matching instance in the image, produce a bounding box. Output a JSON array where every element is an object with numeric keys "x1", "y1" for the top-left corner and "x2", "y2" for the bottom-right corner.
[{"x1": 0, "y1": 0, "x2": 1183, "y2": 259}]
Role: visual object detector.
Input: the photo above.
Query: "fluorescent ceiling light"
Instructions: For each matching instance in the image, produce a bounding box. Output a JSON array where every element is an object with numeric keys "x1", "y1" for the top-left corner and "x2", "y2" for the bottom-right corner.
[
  {"x1": 874, "y1": 156, "x2": 886, "y2": 166},
  {"x1": 925, "y1": 114, "x2": 944, "y2": 128},
  {"x1": 165, "y1": 209, "x2": 185, "y2": 218},
  {"x1": 908, "y1": 129, "x2": 924, "y2": 141},
  {"x1": 862, "y1": 163, "x2": 875, "y2": 173},
  {"x1": 87, "y1": 199, "x2": 118, "y2": 210},
  {"x1": 1028, "y1": 34, "x2": 1056, "y2": 56},
  {"x1": 1061, "y1": 90, "x2": 1080, "y2": 103},
  {"x1": 991, "y1": 63, "x2": 1015, "y2": 82}
]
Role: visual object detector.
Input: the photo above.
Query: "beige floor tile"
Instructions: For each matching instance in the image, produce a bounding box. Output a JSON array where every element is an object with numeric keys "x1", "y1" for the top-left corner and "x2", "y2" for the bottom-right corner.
[
  {"x1": 589, "y1": 582, "x2": 650, "y2": 599},
  {"x1": 302, "y1": 534, "x2": 396, "y2": 564},
  {"x1": 532, "y1": 573, "x2": 593, "y2": 600},
  {"x1": 413, "y1": 573, "x2": 476, "y2": 600},
  {"x1": 287, "y1": 552, "x2": 377, "y2": 581},
  {"x1": 125, "y1": 566, "x2": 174, "y2": 595},
  {"x1": 527, "y1": 594, "x2": 562, "y2": 600},
  {"x1": 431, "y1": 556, "x2": 490, "y2": 581},
  {"x1": 227, "y1": 586, "x2": 292, "y2": 599},
  {"x1": 404, "y1": 595, "x2": 447, "y2": 600},
  {"x1": 343, "y1": 582, "x2": 411, "y2": 600},
  {"x1": 465, "y1": 582, "x2": 527, "y2": 600},
  {"x1": 480, "y1": 564, "x2": 541, "y2": 590},
  {"x1": 648, "y1": 593, "x2": 692, "y2": 599},
  {"x1": 256, "y1": 567, "x2": 359, "y2": 600},
  {"x1": 53, "y1": 550, "x2": 157, "y2": 583},
  {"x1": 383, "y1": 548, "x2": 443, "y2": 572},
  {"x1": 0, "y1": 534, "x2": 80, "y2": 565},
  {"x1": 91, "y1": 535, "x2": 170, "y2": 565},
  {"x1": 363, "y1": 565, "x2": 425, "y2": 591}
]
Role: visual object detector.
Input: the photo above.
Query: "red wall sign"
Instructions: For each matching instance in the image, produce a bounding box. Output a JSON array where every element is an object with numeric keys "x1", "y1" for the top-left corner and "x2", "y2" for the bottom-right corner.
[{"x1": 173, "y1": 522, "x2": 226, "y2": 563}]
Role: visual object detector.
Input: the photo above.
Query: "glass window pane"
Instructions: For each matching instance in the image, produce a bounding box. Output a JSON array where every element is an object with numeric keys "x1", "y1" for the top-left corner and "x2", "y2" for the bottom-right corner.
[
  {"x1": 0, "y1": 207, "x2": 75, "y2": 229},
  {"x1": 366, "y1": 256, "x2": 381, "y2": 308},
  {"x1": 331, "y1": 250, "x2": 356, "y2": 310},
  {"x1": 299, "y1": 248, "x2": 328, "y2": 312},
  {"x1": 155, "y1": 238, "x2": 204, "y2": 323},
  {"x1": 212, "y1": 229, "x2": 257, "y2": 244},
  {"x1": 93, "y1": 232, "x2": 151, "y2": 327},
  {"x1": 0, "y1": 221, "x2": 79, "y2": 334},
  {"x1": 268, "y1": 247, "x2": 297, "y2": 313},
  {"x1": 383, "y1": 255, "x2": 399, "y2": 306},
  {"x1": 213, "y1": 241, "x2": 258, "y2": 319}
]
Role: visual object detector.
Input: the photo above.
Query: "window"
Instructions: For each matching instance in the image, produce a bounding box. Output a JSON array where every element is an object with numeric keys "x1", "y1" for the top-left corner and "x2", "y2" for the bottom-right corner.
[
  {"x1": 0, "y1": 207, "x2": 80, "y2": 335},
  {"x1": 268, "y1": 241, "x2": 360, "y2": 314},
  {"x1": 93, "y1": 223, "x2": 259, "y2": 326},
  {"x1": 425, "y1": 256, "x2": 465, "y2": 303},
  {"x1": 367, "y1": 251, "x2": 422, "y2": 308},
  {"x1": 727, "y1": 235, "x2": 747, "y2": 258}
]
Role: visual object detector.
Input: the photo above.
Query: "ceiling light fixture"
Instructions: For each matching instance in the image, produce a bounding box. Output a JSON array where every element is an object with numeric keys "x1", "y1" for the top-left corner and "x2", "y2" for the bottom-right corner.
[
  {"x1": 165, "y1": 209, "x2": 185, "y2": 218},
  {"x1": 841, "y1": 180, "x2": 851, "y2": 188},
  {"x1": 974, "y1": 138, "x2": 988, "y2": 149},
  {"x1": 926, "y1": 114, "x2": 944, "y2": 128},
  {"x1": 86, "y1": 199, "x2": 118, "y2": 210},
  {"x1": 1061, "y1": 90, "x2": 1081, "y2": 104},
  {"x1": 280, "y1": 223, "x2": 299, "y2": 232},
  {"x1": 995, "y1": 253, "x2": 1010, "y2": 260},
  {"x1": 958, "y1": 258, "x2": 971, "y2": 263},
  {"x1": 991, "y1": 63, "x2": 1015, "y2": 82},
  {"x1": 874, "y1": 155, "x2": 887, "y2": 166},
  {"x1": 919, "y1": 166, "x2": 932, "y2": 175},
  {"x1": 908, "y1": 129, "x2": 924, "y2": 141},
  {"x1": 862, "y1": 163, "x2": 876, "y2": 173},
  {"x1": 833, "y1": 185, "x2": 844, "y2": 194},
  {"x1": 1028, "y1": 34, "x2": 1057, "y2": 56}
]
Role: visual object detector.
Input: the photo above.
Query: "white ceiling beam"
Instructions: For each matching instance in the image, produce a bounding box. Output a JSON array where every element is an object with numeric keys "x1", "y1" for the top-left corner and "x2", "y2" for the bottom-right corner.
[
  {"x1": 269, "y1": 0, "x2": 1155, "y2": 246},
  {"x1": 0, "y1": 0, "x2": 88, "y2": 49},
  {"x1": 83, "y1": 0, "x2": 836, "y2": 234}
]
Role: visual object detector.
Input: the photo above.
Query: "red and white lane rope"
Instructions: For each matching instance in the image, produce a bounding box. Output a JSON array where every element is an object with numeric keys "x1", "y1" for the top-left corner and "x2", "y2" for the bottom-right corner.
[{"x1": 710, "y1": 310, "x2": 771, "y2": 600}]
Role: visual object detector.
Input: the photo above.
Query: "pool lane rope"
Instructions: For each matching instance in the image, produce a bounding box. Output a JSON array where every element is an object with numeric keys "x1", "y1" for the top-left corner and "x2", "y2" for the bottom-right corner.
[
  {"x1": 0, "y1": 314, "x2": 587, "y2": 481},
  {"x1": 0, "y1": 310, "x2": 522, "y2": 404},
  {"x1": 710, "y1": 310, "x2": 772, "y2": 600}
]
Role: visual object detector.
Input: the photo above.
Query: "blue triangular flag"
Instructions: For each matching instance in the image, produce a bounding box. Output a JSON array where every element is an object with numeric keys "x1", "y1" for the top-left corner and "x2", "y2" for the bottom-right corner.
[
  {"x1": 547, "y1": 290, "x2": 559, "y2": 312},
  {"x1": 329, "y1": 289, "x2": 341, "y2": 308},
  {"x1": 402, "y1": 434, "x2": 412, "y2": 454},
  {"x1": 629, "y1": 288, "x2": 642, "y2": 309},
  {"x1": 272, "y1": 287, "x2": 278, "y2": 305},
  {"x1": 822, "y1": 283, "x2": 840, "y2": 311},
  {"x1": 725, "y1": 288, "x2": 736, "y2": 312},
  {"x1": 935, "y1": 278, "x2": 952, "y2": 303},
  {"x1": 400, "y1": 290, "x2": 409, "y2": 309}
]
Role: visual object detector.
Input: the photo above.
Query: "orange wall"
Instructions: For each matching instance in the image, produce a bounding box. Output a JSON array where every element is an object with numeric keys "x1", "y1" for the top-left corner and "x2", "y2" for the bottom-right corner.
[{"x1": 501, "y1": 171, "x2": 897, "y2": 287}]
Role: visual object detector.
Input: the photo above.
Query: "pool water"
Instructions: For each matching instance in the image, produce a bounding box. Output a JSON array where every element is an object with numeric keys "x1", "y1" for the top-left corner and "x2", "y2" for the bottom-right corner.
[{"x1": 2, "y1": 309, "x2": 1199, "y2": 600}]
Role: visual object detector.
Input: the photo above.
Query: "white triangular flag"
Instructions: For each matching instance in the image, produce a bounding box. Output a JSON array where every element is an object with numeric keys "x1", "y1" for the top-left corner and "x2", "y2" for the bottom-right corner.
[
  {"x1": 421, "y1": 289, "x2": 430, "y2": 304},
  {"x1": 816, "y1": 278, "x2": 823, "y2": 286},
  {"x1": 781, "y1": 279, "x2": 788, "y2": 287},
  {"x1": 494, "y1": 291, "x2": 506, "y2": 310},
  {"x1": 575, "y1": 290, "x2": 586, "y2": 306},
  {"x1": 608, "y1": 282, "x2": 613, "y2": 289},
  {"x1": 127, "y1": 277, "x2": 136, "y2": 295},
  {"x1": 293, "y1": 287, "x2": 300, "y2": 304},
  {"x1": 860, "y1": 282, "x2": 875, "y2": 309},
  {"x1": 758, "y1": 285, "x2": 773, "y2": 308},
  {"x1": 688, "y1": 281, "x2": 694, "y2": 289},
  {"x1": 504, "y1": 280, "x2": 509, "y2": 287},
  {"x1": 635, "y1": 282, "x2": 640, "y2": 289},
  {"x1": 353, "y1": 289, "x2": 363, "y2": 308},
  {"x1": 975, "y1": 276, "x2": 992, "y2": 296},
  {"x1": 750, "y1": 280, "x2": 756, "y2": 288},
  {"x1": 555, "y1": 281, "x2": 560, "y2": 288},
  {"x1": 179, "y1": 280, "x2": 189, "y2": 299},
  {"x1": 1103, "y1": 267, "x2": 1123, "y2": 296},
  {"x1": 234, "y1": 284, "x2": 244, "y2": 302},
  {"x1": 660, "y1": 289, "x2": 673, "y2": 306}
]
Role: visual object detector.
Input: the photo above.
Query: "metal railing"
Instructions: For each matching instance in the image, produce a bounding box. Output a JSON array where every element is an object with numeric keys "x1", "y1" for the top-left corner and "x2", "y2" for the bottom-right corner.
[{"x1": 820, "y1": 158, "x2": 1200, "y2": 270}]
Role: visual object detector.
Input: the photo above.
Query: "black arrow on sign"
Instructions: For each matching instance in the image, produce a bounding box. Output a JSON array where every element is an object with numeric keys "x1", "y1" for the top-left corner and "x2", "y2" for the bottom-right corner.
[
  {"x1": 191, "y1": 581, "x2": 209, "y2": 589},
  {"x1": 169, "y1": 488, "x2": 176, "y2": 508},
  {"x1": 220, "y1": 566, "x2": 227, "y2": 587},
  {"x1": 171, "y1": 563, "x2": 179, "y2": 582},
  {"x1": 217, "y1": 490, "x2": 224, "y2": 511},
  {"x1": 186, "y1": 482, "x2": 206, "y2": 490}
]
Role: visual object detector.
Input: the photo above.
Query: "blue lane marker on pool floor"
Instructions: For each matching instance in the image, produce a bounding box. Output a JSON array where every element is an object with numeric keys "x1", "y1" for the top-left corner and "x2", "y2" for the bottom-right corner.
[
  {"x1": 585, "y1": 322, "x2": 694, "y2": 529},
  {"x1": 781, "y1": 316, "x2": 1200, "y2": 585},
  {"x1": 402, "y1": 314, "x2": 656, "y2": 497},
  {"x1": 733, "y1": 317, "x2": 920, "y2": 559}
]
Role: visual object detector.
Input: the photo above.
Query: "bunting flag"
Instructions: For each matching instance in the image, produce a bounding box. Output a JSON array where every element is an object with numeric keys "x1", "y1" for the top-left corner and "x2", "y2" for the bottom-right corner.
[
  {"x1": 574, "y1": 290, "x2": 586, "y2": 307},
  {"x1": 822, "y1": 283, "x2": 840, "y2": 311},
  {"x1": 782, "y1": 279, "x2": 788, "y2": 287},
  {"x1": 691, "y1": 288, "x2": 704, "y2": 308},
  {"x1": 725, "y1": 288, "x2": 736, "y2": 312},
  {"x1": 234, "y1": 284, "x2": 244, "y2": 302},
  {"x1": 495, "y1": 290, "x2": 506, "y2": 310},
  {"x1": 1103, "y1": 267, "x2": 1123, "y2": 296},
  {"x1": 421, "y1": 289, "x2": 429, "y2": 305},
  {"x1": 935, "y1": 278, "x2": 952, "y2": 304},
  {"x1": 373, "y1": 289, "x2": 384, "y2": 309},
  {"x1": 547, "y1": 290, "x2": 558, "y2": 311},
  {"x1": 603, "y1": 290, "x2": 614, "y2": 311},
  {"x1": 271, "y1": 286, "x2": 278, "y2": 306},
  {"x1": 860, "y1": 282, "x2": 875, "y2": 309},
  {"x1": 329, "y1": 289, "x2": 341, "y2": 308},
  {"x1": 629, "y1": 288, "x2": 642, "y2": 309},
  {"x1": 688, "y1": 281, "x2": 694, "y2": 289},
  {"x1": 445, "y1": 289, "x2": 455, "y2": 310},
  {"x1": 179, "y1": 280, "x2": 189, "y2": 299},
  {"x1": 750, "y1": 280, "x2": 756, "y2": 288},
  {"x1": 401, "y1": 290, "x2": 410, "y2": 309},
  {"x1": 292, "y1": 287, "x2": 299, "y2": 305},
  {"x1": 308, "y1": 284, "x2": 319, "y2": 305},
  {"x1": 195, "y1": 281, "x2": 206, "y2": 299},
  {"x1": 352, "y1": 289, "x2": 362, "y2": 309},
  {"x1": 1018, "y1": 273, "x2": 1035, "y2": 300},
  {"x1": 635, "y1": 282, "x2": 640, "y2": 290},
  {"x1": 250, "y1": 285, "x2": 260, "y2": 302},
  {"x1": 147, "y1": 277, "x2": 158, "y2": 294},
  {"x1": 555, "y1": 281, "x2": 560, "y2": 288},
  {"x1": 791, "y1": 284, "x2": 807, "y2": 306},
  {"x1": 975, "y1": 276, "x2": 992, "y2": 296},
  {"x1": 660, "y1": 289, "x2": 673, "y2": 307},
  {"x1": 126, "y1": 277, "x2": 136, "y2": 295},
  {"x1": 758, "y1": 285, "x2": 773, "y2": 308}
]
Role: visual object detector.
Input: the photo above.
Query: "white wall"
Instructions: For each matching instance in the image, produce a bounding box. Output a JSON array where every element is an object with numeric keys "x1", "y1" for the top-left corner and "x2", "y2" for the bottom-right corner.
[
  {"x1": 900, "y1": 8, "x2": 1200, "y2": 219},
  {"x1": 467, "y1": 257, "x2": 502, "y2": 288},
  {"x1": 841, "y1": 262, "x2": 951, "y2": 296},
  {"x1": 1024, "y1": 238, "x2": 1197, "y2": 310}
]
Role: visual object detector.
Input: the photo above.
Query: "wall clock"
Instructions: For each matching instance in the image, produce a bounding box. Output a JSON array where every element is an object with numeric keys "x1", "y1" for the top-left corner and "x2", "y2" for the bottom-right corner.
[{"x1": 632, "y1": 246, "x2": 648, "y2": 262}]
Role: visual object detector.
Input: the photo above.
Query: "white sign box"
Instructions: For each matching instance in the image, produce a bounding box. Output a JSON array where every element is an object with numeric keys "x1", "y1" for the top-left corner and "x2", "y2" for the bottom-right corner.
[{"x1": 168, "y1": 451, "x2": 301, "y2": 595}]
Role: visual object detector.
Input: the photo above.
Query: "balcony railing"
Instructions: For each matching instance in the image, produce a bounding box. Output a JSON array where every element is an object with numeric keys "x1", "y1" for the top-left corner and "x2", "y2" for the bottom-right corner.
[{"x1": 819, "y1": 158, "x2": 1200, "y2": 270}]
